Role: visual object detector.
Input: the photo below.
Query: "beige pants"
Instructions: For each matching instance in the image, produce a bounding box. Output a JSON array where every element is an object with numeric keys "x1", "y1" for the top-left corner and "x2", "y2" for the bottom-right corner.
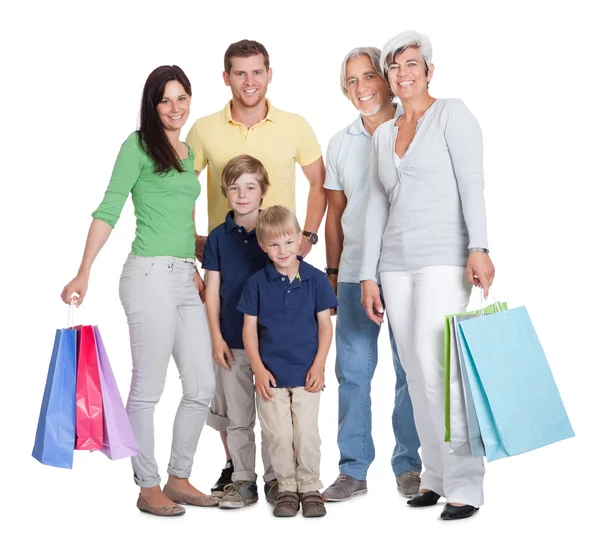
[
  {"x1": 210, "y1": 349, "x2": 274, "y2": 482},
  {"x1": 257, "y1": 387, "x2": 322, "y2": 493}
]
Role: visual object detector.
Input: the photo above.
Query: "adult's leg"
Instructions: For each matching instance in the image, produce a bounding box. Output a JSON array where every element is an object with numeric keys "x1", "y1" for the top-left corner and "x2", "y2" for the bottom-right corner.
[{"x1": 335, "y1": 282, "x2": 380, "y2": 480}]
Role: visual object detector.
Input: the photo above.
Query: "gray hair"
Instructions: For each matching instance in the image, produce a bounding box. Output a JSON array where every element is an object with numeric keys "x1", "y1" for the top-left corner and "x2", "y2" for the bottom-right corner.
[
  {"x1": 339, "y1": 46, "x2": 393, "y2": 99},
  {"x1": 381, "y1": 30, "x2": 433, "y2": 76}
]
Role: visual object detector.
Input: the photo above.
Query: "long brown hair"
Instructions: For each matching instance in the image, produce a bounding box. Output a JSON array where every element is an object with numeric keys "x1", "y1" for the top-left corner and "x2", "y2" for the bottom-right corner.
[{"x1": 138, "y1": 65, "x2": 192, "y2": 174}]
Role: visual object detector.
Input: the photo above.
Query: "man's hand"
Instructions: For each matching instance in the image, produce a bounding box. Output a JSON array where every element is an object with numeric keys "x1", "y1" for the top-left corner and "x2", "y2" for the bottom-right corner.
[
  {"x1": 328, "y1": 274, "x2": 338, "y2": 315},
  {"x1": 299, "y1": 236, "x2": 312, "y2": 257},
  {"x1": 193, "y1": 270, "x2": 206, "y2": 303},
  {"x1": 195, "y1": 235, "x2": 207, "y2": 262},
  {"x1": 466, "y1": 252, "x2": 495, "y2": 299},
  {"x1": 305, "y1": 362, "x2": 325, "y2": 392},
  {"x1": 255, "y1": 368, "x2": 276, "y2": 401},
  {"x1": 361, "y1": 279, "x2": 384, "y2": 325},
  {"x1": 212, "y1": 336, "x2": 233, "y2": 370}
]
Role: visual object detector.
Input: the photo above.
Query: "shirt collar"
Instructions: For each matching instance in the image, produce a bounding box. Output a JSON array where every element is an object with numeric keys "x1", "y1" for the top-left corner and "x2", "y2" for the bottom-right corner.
[
  {"x1": 220, "y1": 99, "x2": 277, "y2": 124},
  {"x1": 264, "y1": 256, "x2": 317, "y2": 282},
  {"x1": 224, "y1": 210, "x2": 257, "y2": 236},
  {"x1": 348, "y1": 102, "x2": 403, "y2": 135}
]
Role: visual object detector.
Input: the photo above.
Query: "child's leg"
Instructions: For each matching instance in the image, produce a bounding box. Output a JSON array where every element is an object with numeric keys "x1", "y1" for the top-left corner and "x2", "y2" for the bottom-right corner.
[
  {"x1": 221, "y1": 349, "x2": 257, "y2": 482},
  {"x1": 290, "y1": 387, "x2": 322, "y2": 493},
  {"x1": 257, "y1": 388, "x2": 296, "y2": 492}
]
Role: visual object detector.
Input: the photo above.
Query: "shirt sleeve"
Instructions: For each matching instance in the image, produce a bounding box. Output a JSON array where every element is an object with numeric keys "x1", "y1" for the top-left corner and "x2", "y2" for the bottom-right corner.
[
  {"x1": 359, "y1": 136, "x2": 390, "y2": 282},
  {"x1": 324, "y1": 133, "x2": 344, "y2": 191},
  {"x1": 237, "y1": 277, "x2": 260, "y2": 316},
  {"x1": 294, "y1": 116, "x2": 322, "y2": 167},
  {"x1": 314, "y1": 273, "x2": 339, "y2": 313},
  {"x1": 444, "y1": 99, "x2": 489, "y2": 249},
  {"x1": 201, "y1": 230, "x2": 220, "y2": 271},
  {"x1": 91, "y1": 133, "x2": 143, "y2": 228},
  {"x1": 184, "y1": 121, "x2": 208, "y2": 172}
]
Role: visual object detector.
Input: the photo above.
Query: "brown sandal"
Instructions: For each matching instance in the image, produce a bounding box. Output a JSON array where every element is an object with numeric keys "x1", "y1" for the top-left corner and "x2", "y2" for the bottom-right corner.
[{"x1": 163, "y1": 485, "x2": 219, "y2": 507}]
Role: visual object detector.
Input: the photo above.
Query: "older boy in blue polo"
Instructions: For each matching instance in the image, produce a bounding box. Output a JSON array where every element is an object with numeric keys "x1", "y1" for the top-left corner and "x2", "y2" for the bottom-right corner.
[
  {"x1": 203, "y1": 155, "x2": 274, "y2": 509},
  {"x1": 238, "y1": 205, "x2": 338, "y2": 518}
]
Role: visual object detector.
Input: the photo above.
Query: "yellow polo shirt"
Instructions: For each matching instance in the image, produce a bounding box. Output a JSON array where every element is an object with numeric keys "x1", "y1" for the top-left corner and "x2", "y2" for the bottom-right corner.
[{"x1": 185, "y1": 100, "x2": 322, "y2": 231}]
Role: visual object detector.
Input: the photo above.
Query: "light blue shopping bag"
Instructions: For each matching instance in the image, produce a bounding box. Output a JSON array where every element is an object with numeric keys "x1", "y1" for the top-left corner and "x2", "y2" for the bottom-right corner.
[
  {"x1": 457, "y1": 306, "x2": 574, "y2": 461},
  {"x1": 32, "y1": 328, "x2": 78, "y2": 468}
]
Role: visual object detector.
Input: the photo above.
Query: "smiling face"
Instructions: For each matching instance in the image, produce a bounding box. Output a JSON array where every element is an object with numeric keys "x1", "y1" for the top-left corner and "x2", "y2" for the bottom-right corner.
[
  {"x1": 155, "y1": 80, "x2": 190, "y2": 132},
  {"x1": 223, "y1": 54, "x2": 272, "y2": 109},
  {"x1": 387, "y1": 47, "x2": 434, "y2": 101},
  {"x1": 260, "y1": 230, "x2": 303, "y2": 273},
  {"x1": 225, "y1": 172, "x2": 265, "y2": 217},
  {"x1": 345, "y1": 54, "x2": 391, "y2": 116}
]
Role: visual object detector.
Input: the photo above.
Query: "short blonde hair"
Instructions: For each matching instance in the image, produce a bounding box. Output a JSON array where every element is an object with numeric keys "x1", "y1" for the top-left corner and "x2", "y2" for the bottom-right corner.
[
  {"x1": 256, "y1": 205, "x2": 301, "y2": 243},
  {"x1": 221, "y1": 154, "x2": 270, "y2": 197}
]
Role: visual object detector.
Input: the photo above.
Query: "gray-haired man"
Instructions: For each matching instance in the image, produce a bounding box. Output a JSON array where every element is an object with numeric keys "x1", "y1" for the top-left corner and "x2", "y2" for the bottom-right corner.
[{"x1": 323, "y1": 47, "x2": 421, "y2": 501}]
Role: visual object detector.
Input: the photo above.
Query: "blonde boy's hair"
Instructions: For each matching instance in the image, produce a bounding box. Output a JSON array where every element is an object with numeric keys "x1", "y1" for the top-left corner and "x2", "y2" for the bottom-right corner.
[
  {"x1": 256, "y1": 205, "x2": 301, "y2": 243},
  {"x1": 221, "y1": 154, "x2": 270, "y2": 197}
]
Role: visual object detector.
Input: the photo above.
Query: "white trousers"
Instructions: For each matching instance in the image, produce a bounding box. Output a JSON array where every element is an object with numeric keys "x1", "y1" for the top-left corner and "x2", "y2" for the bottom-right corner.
[{"x1": 381, "y1": 266, "x2": 484, "y2": 507}]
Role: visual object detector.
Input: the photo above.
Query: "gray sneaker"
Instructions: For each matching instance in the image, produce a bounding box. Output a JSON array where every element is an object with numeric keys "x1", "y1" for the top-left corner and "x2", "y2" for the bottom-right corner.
[
  {"x1": 264, "y1": 480, "x2": 279, "y2": 506},
  {"x1": 322, "y1": 475, "x2": 367, "y2": 502},
  {"x1": 396, "y1": 471, "x2": 421, "y2": 498},
  {"x1": 218, "y1": 481, "x2": 259, "y2": 509}
]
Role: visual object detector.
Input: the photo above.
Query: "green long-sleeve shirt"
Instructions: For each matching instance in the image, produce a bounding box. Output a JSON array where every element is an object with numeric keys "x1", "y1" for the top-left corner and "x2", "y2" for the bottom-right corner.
[{"x1": 92, "y1": 132, "x2": 199, "y2": 258}]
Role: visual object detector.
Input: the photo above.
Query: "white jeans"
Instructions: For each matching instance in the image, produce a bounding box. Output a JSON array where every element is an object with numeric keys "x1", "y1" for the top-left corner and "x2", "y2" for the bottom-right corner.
[{"x1": 381, "y1": 266, "x2": 484, "y2": 507}]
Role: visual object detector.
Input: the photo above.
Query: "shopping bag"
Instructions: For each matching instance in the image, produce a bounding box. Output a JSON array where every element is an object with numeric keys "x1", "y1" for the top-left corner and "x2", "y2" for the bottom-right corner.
[
  {"x1": 458, "y1": 306, "x2": 574, "y2": 461},
  {"x1": 32, "y1": 328, "x2": 77, "y2": 468},
  {"x1": 75, "y1": 325, "x2": 103, "y2": 450},
  {"x1": 449, "y1": 314, "x2": 486, "y2": 457},
  {"x1": 444, "y1": 302, "x2": 507, "y2": 442},
  {"x1": 94, "y1": 326, "x2": 139, "y2": 460}
]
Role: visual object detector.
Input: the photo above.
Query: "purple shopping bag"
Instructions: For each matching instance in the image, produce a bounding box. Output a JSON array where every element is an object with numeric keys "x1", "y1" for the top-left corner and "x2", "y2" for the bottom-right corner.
[{"x1": 93, "y1": 326, "x2": 139, "y2": 460}]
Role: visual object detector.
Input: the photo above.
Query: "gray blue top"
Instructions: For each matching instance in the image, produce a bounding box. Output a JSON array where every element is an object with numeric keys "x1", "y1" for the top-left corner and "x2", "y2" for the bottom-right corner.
[
  {"x1": 359, "y1": 98, "x2": 489, "y2": 281},
  {"x1": 324, "y1": 106, "x2": 402, "y2": 283}
]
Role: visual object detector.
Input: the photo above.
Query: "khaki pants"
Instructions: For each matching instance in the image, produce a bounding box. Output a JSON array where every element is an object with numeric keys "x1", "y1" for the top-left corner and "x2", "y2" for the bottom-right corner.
[
  {"x1": 210, "y1": 349, "x2": 274, "y2": 482},
  {"x1": 257, "y1": 387, "x2": 322, "y2": 493}
]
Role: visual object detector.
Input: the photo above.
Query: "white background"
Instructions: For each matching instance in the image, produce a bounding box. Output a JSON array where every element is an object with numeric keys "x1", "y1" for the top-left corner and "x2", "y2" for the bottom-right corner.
[{"x1": 1, "y1": 0, "x2": 598, "y2": 541}]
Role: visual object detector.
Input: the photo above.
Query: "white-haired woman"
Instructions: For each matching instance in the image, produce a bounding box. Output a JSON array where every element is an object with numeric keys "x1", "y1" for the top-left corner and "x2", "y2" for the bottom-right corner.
[{"x1": 359, "y1": 30, "x2": 495, "y2": 521}]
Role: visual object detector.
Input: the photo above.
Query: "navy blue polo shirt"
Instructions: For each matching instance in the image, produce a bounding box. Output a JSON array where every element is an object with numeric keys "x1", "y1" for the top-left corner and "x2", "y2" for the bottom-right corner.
[
  {"x1": 237, "y1": 258, "x2": 338, "y2": 388},
  {"x1": 202, "y1": 211, "x2": 268, "y2": 349}
]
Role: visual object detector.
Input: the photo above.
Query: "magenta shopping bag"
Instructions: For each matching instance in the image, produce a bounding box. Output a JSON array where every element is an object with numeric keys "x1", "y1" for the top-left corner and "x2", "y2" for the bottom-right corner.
[{"x1": 93, "y1": 327, "x2": 139, "y2": 460}]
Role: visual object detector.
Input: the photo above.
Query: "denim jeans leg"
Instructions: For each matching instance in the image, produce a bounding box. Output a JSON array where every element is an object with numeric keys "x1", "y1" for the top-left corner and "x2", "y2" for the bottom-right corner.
[
  {"x1": 335, "y1": 282, "x2": 380, "y2": 480},
  {"x1": 389, "y1": 321, "x2": 422, "y2": 476}
]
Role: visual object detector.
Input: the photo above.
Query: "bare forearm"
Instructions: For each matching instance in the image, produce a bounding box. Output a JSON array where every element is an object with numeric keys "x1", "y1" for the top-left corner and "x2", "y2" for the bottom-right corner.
[
  {"x1": 303, "y1": 183, "x2": 327, "y2": 233},
  {"x1": 205, "y1": 274, "x2": 222, "y2": 341},
  {"x1": 242, "y1": 320, "x2": 265, "y2": 373},
  {"x1": 78, "y1": 219, "x2": 113, "y2": 276},
  {"x1": 314, "y1": 315, "x2": 333, "y2": 367},
  {"x1": 325, "y1": 209, "x2": 344, "y2": 268}
]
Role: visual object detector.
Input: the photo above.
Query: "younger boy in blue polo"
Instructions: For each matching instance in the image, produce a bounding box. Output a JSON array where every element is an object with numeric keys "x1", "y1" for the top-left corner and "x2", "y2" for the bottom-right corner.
[
  {"x1": 237, "y1": 205, "x2": 338, "y2": 518},
  {"x1": 203, "y1": 155, "x2": 272, "y2": 509}
]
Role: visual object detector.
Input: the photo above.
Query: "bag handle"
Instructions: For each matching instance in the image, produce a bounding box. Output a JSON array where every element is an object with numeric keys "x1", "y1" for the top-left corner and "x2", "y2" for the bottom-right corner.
[
  {"x1": 477, "y1": 287, "x2": 504, "y2": 317},
  {"x1": 67, "y1": 296, "x2": 78, "y2": 329}
]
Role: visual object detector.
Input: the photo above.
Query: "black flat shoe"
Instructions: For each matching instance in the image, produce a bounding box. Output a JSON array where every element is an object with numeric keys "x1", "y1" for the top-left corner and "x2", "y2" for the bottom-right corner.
[
  {"x1": 440, "y1": 503, "x2": 479, "y2": 520},
  {"x1": 407, "y1": 490, "x2": 441, "y2": 507}
]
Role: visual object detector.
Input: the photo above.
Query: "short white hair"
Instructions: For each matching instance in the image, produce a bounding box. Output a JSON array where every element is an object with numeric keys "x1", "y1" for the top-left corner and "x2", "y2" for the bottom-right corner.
[
  {"x1": 381, "y1": 30, "x2": 433, "y2": 75},
  {"x1": 339, "y1": 47, "x2": 390, "y2": 98}
]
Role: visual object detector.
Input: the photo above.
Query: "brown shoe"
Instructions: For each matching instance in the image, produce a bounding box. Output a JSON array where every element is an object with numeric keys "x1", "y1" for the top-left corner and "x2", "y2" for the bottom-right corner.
[
  {"x1": 300, "y1": 491, "x2": 326, "y2": 518},
  {"x1": 163, "y1": 485, "x2": 220, "y2": 507},
  {"x1": 136, "y1": 495, "x2": 186, "y2": 517},
  {"x1": 273, "y1": 491, "x2": 300, "y2": 517}
]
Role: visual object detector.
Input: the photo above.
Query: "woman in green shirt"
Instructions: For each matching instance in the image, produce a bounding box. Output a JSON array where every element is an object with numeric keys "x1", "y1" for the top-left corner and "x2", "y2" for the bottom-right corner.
[{"x1": 61, "y1": 65, "x2": 218, "y2": 516}]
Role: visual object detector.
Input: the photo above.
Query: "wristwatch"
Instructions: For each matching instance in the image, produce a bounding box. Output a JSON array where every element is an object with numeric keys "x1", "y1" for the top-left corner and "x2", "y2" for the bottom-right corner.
[
  {"x1": 325, "y1": 268, "x2": 339, "y2": 275},
  {"x1": 303, "y1": 230, "x2": 319, "y2": 245},
  {"x1": 469, "y1": 247, "x2": 489, "y2": 254}
]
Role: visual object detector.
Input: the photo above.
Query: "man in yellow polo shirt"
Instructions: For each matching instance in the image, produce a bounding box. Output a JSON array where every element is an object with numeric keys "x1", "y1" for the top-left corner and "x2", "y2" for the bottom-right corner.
[{"x1": 185, "y1": 39, "x2": 327, "y2": 506}]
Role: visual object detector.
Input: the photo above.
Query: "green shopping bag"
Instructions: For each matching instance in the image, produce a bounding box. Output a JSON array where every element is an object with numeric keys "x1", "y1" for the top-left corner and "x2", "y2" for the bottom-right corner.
[{"x1": 444, "y1": 301, "x2": 507, "y2": 442}]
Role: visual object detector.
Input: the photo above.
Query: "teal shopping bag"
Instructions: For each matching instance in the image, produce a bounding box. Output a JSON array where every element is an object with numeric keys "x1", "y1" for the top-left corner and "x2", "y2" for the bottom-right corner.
[{"x1": 457, "y1": 306, "x2": 574, "y2": 461}]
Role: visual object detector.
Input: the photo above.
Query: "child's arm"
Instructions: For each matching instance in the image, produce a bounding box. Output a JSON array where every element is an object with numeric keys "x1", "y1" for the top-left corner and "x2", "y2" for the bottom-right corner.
[
  {"x1": 242, "y1": 314, "x2": 276, "y2": 400},
  {"x1": 305, "y1": 309, "x2": 333, "y2": 392},
  {"x1": 205, "y1": 270, "x2": 233, "y2": 369}
]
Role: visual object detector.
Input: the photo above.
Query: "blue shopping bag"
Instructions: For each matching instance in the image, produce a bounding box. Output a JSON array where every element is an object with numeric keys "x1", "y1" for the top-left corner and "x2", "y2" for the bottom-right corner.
[
  {"x1": 32, "y1": 328, "x2": 78, "y2": 468},
  {"x1": 457, "y1": 306, "x2": 574, "y2": 461}
]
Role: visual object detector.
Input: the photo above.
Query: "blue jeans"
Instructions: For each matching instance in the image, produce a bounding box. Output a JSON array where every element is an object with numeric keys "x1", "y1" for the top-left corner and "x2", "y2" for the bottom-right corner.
[{"x1": 335, "y1": 282, "x2": 421, "y2": 480}]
